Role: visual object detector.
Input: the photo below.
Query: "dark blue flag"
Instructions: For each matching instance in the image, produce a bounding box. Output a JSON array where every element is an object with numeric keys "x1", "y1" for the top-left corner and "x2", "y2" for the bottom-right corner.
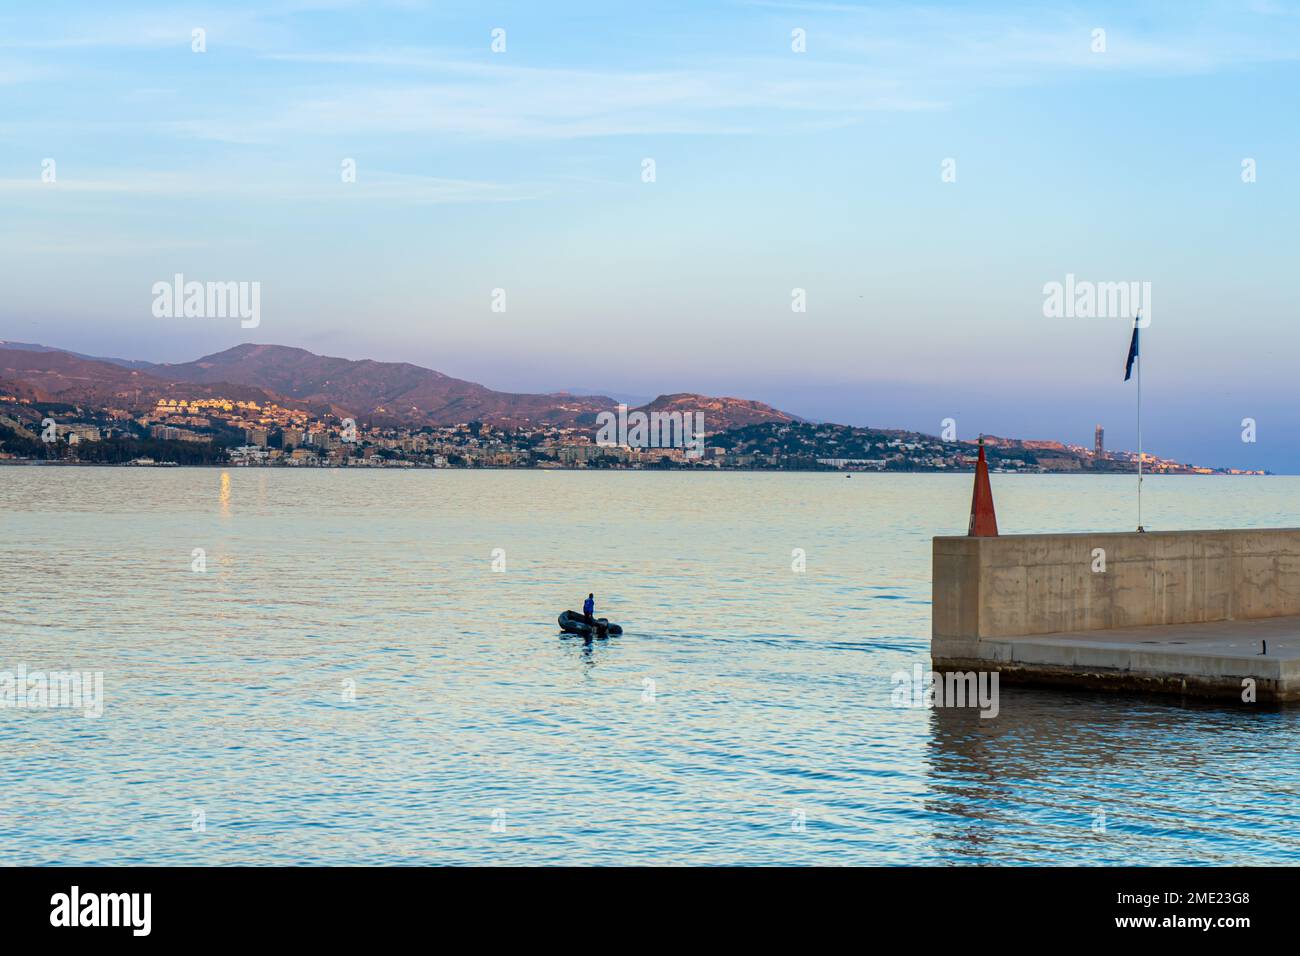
[{"x1": 1124, "y1": 322, "x2": 1139, "y2": 381}]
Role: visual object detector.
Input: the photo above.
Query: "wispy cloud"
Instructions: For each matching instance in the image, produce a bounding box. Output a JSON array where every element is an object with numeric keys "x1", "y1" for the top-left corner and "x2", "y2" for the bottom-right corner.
[
  {"x1": 0, "y1": 0, "x2": 385, "y2": 51},
  {"x1": 752, "y1": 1, "x2": 1300, "y2": 73},
  {"x1": 8, "y1": 2, "x2": 1298, "y2": 153},
  {"x1": 0, "y1": 235, "x2": 220, "y2": 255},
  {"x1": 164, "y1": 56, "x2": 942, "y2": 146},
  {"x1": 148, "y1": 5, "x2": 1300, "y2": 146},
  {"x1": 0, "y1": 58, "x2": 50, "y2": 85},
  {"x1": 0, "y1": 169, "x2": 539, "y2": 204}
]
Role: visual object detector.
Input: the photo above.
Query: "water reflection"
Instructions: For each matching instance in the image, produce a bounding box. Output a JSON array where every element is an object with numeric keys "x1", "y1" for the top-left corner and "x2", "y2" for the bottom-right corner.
[
  {"x1": 558, "y1": 631, "x2": 607, "y2": 668},
  {"x1": 4, "y1": 470, "x2": 1300, "y2": 864},
  {"x1": 926, "y1": 687, "x2": 1300, "y2": 864},
  {"x1": 218, "y1": 470, "x2": 231, "y2": 518}
]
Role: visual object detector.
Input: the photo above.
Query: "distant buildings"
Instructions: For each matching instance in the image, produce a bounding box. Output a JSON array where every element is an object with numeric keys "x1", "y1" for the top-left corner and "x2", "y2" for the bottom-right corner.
[
  {"x1": 229, "y1": 445, "x2": 270, "y2": 465},
  {"x1": 0, "y1": 391, "x2": 1263, "y2": 474},
  {"x1": 150, "y1": 425, "x2": 209, "y2": 443},
  {"x1": 816, "y1": 458, "x2": 888, "y2": 469},
  {"x1": 60, "y1": 424, "x2": 101, "y2": 443}
]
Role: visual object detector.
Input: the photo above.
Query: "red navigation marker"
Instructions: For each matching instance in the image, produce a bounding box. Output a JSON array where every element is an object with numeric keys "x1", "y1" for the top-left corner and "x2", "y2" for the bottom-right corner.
[{"x1": 968, "y1": 436, "x2": 999, "y2": 537}]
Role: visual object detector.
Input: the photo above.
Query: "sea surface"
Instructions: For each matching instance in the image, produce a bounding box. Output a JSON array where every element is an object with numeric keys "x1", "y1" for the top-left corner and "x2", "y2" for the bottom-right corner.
[{"x1": 2, "y1": 469, "x2": 1298, "y2": 865}]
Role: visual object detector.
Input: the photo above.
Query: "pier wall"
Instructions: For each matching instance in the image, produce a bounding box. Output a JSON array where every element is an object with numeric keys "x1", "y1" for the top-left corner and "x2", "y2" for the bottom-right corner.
[{"x1": 933, "y1": 529, "x2": 1300, "y2": 640}]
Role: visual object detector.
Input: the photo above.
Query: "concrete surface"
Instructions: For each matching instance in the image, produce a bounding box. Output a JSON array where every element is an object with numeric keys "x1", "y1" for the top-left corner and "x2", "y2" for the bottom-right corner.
[
  {"x1": 931, "y1": 529, "x2": 1300, "y2": 702},
  {"x1": 933, "y1": 614, "x2": 1300, "y2": 701}
]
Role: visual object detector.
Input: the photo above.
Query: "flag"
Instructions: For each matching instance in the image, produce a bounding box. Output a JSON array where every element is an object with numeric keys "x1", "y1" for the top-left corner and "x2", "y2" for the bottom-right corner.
[{"x1": 1124, "y1": 322, "x2": 1140, "y2": 381}]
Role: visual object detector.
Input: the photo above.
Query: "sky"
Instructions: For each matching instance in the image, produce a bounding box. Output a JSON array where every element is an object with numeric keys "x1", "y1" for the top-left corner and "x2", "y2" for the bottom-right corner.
[{"x1": 1, "y1": 1, "x2": 1298, "y2": 470}]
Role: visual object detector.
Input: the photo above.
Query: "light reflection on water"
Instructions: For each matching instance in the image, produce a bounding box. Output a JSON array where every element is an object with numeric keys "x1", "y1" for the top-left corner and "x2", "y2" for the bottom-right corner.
[{"x1": 1, "y1": 469, "x2": 1297, "y2": 865}]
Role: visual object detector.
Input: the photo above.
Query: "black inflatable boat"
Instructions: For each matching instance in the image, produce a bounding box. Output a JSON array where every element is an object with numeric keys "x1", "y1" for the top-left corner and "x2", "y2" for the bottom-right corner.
[{"x1": 558, "y1": 610, "x2": 623, "y2": 638}]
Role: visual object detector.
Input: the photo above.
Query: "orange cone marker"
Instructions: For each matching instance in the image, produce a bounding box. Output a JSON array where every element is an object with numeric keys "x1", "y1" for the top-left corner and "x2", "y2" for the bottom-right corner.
[{"x1": 968, "y1": 436, "x2": 998, "y2": 537}]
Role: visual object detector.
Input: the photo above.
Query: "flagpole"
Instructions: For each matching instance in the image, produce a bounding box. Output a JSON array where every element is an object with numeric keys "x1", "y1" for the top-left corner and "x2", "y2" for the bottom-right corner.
[{"x1": 1136, "y1": 314, "x2": 1144, "y2": 533}]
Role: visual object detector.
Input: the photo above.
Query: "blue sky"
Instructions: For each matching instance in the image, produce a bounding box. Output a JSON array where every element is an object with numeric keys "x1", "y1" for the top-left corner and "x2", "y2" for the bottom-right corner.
[{"x1": 2, "y1": 1, "x2": 1299, "y2": 469}]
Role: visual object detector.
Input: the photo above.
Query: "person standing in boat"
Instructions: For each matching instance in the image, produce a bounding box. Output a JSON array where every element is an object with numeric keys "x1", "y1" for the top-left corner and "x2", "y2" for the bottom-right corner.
[{"x1": 583, "y1": 593, "x2": 595, "y2": 626}]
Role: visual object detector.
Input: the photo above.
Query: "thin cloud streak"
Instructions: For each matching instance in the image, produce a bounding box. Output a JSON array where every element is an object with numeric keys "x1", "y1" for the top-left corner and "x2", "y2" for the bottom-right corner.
[
  {"x1": 167, "y1": 59, "x2": 945, "y2": 145},
  {"x1": 0, "y1": 170, "x2": 541, "y2": 204}
]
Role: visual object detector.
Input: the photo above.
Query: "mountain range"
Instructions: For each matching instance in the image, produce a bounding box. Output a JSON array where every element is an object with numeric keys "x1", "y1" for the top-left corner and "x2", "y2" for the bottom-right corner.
[{"x1": 0, "y1": 341, "x2": 801, "y2": 432}]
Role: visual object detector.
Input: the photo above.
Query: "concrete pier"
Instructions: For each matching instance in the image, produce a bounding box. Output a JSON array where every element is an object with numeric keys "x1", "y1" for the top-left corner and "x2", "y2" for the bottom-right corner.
[{"x1": 931, "y1": 529, "x2": 1300, "y2": 702}]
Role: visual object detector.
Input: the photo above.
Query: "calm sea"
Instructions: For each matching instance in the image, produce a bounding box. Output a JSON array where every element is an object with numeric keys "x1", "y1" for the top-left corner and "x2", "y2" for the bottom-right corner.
[{"x1": 2, "y1": 469, "x2": 1297, "y2": 865}]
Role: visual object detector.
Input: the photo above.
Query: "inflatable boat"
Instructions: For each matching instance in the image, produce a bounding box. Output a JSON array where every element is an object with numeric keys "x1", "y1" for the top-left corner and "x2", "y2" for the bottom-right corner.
[{"x1": 558, "y1": 610, "x2": 623, "y2": 638}]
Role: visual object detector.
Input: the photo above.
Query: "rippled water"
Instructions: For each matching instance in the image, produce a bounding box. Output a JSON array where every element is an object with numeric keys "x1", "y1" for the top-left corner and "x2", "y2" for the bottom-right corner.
[{"x1": 2, "y1": 468, "x2": 1298, "y2": 865}]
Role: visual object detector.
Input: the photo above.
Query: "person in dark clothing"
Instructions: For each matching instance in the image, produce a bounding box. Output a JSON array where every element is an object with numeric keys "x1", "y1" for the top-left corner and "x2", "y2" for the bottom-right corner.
[{"x1": 583, "y1": 593, "x2": 595, "y2": 629}]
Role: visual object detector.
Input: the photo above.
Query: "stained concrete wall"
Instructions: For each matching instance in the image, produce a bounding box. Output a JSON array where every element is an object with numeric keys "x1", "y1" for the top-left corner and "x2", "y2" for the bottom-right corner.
[{"x1": 933, "y1": 529, "x2": 1300, "y2": 640}]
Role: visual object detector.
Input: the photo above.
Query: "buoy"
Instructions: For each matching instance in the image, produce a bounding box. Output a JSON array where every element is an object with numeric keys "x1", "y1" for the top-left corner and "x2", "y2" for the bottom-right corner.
[{"x1": 968, "y1": 436, "x2": 999, "y2": 537}]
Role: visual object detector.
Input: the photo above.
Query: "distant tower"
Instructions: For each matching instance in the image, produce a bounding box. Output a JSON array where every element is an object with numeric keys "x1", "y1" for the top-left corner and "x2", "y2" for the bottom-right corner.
[{"x1": 1094, "y1": 425, "x2": 1105, "y2": 459}]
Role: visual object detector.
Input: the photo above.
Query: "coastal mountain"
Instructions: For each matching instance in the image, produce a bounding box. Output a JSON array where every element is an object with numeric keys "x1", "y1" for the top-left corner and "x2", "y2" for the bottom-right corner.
[
  {"x1": 981, "y1": 434, "x2": 1068, "y2": 452},
  {"x1": 0, "y1": 375, "x2": 49, "y2": 403},
  {"x1": 638, "y1": 393, "x2": 801, "y2": 429},
  {"x1": 143, "y1": 343, "x2": 616, "y2": 428},
  {"x1": 0, "y1": 343, "x2": 802, "y2": 432},
  {"x1": 1, "y1": 342, "x2": 1252, "y2": 474},
  {"x1": 0, "y1": 347, "x2": 313, "y2": 410},
  {"x1": 0, "y1": 348, "x2": 159, "y2": 397},
  {"x1": 0, "y1": 339, "x2": 155, "y2": 370}
]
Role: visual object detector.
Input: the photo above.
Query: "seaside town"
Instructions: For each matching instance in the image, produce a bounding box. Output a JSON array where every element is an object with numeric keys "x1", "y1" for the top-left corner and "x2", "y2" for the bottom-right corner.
[{"x1": 0, "y1": 392, "x2": 1263, "y2": 474}]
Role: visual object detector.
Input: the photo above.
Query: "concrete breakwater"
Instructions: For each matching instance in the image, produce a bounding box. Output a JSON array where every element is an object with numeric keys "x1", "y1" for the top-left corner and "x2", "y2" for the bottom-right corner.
[{"x1": 931, "y1": 529, "x2": 1300, "y2": 702}]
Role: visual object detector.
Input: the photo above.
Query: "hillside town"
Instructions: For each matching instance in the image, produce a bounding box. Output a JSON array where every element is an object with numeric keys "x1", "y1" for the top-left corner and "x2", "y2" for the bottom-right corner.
[{"x1": 0, "y1": 392, "x2": 1262, "y2": 474}]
